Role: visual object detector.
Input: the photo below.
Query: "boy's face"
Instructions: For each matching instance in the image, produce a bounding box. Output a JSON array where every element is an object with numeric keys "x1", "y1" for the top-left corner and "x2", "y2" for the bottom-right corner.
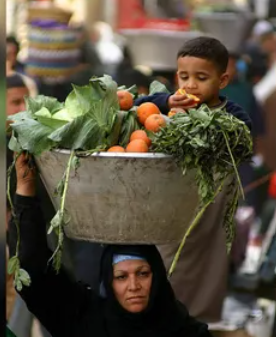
[{"x1": 177, "y1": 56, "x2": 229, "y2": 107}]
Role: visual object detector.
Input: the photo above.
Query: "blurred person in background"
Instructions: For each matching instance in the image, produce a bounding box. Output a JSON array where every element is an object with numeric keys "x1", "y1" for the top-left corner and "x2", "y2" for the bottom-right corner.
[
  {"x1": 79, "y1": 25, "x2": 104, "y2": 76},
  {"x1": 253, "y1": 20, "x2": 276, "y2": 105},
  {"x1": 90, "y1": 21, "x2": 124, "y2": 77},
  {"x1": 115, "y1": 42, "x2": 135, "y2": 80},
  {"x1": 258, "y1": 172, "x2": 276, "y2": 238},
  {"x1": 6, "y1": 73, "x2": 52, "y2": 337},
  {"x1": 64, "y1": 24, "x2": 105, "y2": 87},
  {"x1": 243, "y1": 21, "x2": 272, "y2": 84},
  {"x1": 252, "y1": 20, "x2": 276, "y2": 208},
  {"x1": 221, "y1": 51, "x2": 265, "y2": 214},
  {"x1": 252, "y1": 20, "x2": 276, "y2": 65},
  {"x1": 6, "y1": 36, "x2": 25, "y2": 74}
]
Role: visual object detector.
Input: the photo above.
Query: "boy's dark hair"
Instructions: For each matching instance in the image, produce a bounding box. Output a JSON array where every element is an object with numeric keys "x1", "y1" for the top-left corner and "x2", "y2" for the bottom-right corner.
[
  {"x1": 6, "y1": 35, "x2": 20, "y2": 53},
  {"x1": 177, "y1": 37, "x2": 229, "y2": 73}
]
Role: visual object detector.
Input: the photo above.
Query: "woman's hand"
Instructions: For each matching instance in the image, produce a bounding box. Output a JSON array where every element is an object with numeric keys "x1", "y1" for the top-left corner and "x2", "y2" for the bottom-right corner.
[{"x1": 15, "y1": 153, "x2": 36, "y2": 197}]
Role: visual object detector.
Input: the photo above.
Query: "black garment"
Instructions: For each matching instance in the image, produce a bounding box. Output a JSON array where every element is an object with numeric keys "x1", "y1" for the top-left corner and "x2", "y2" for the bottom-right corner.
[
  {"x1": 134, "y1": 93, "x2": 252, "y2": 130},
  {"x1": 8, "y1": 195, "x2": 212, "y2": 337},
  {"x1": 72, "y1": 240, "x2": 104, "y2": 290}
]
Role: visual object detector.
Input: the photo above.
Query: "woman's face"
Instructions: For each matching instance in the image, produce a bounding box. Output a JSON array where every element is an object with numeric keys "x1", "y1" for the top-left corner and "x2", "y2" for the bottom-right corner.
[{"x1": 112, "y1": 259, "x2": 152, "y2": 313}]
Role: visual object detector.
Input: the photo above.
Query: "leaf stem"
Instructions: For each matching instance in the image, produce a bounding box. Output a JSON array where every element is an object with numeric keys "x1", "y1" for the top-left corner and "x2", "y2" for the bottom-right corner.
[
  {"x1": 168, "y1": 179, "x2": 225, "y2": 278},
  {"x1": 7, "y1": 152, "x2": 23, "y2": 257},
  {"x1": 222, "y1": 131, "x2": 244, "y2": 200},
  {"x1": 49, "y1": 150, "x2": 74, "y2": 270},
  {"x1": 60, "y1": 151, "x2": 74, "y2": 215},
  {"x1": 225, "y1": 185, "x2": 240, "y2": 254}
]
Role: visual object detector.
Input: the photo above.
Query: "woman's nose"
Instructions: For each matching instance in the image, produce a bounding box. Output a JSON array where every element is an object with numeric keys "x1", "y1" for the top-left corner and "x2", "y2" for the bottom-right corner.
[{"x1": 128, "y1": 276, "x2": 140, "y2": 291}]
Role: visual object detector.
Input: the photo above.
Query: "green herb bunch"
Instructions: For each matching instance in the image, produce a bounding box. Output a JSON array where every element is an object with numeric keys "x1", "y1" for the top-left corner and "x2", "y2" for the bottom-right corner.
[
  {"x1": 150, "y1": 104, "x2": 253, "y2": 274},
  {"x1": 151, "y1": 104, "x2": 252, "y2": 203}
]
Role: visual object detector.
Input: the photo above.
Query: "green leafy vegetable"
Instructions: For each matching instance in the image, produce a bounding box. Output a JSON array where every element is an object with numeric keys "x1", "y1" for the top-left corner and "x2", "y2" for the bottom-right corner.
[
  {"x1": 26, "y1": 95, "x2": 63, "y2": 115},
  {"x1": 149, "y1": 80, "x2": 171, "y2": 95},
  {"x1": 118, "y1": 84, "x2": 138, "y2": 99},
  {"x1": 119, "y1": 107, "x2": 140, "y2": 147},
  {"x1": 8, "y1": 117, "x2": 56, "y2": 155}
]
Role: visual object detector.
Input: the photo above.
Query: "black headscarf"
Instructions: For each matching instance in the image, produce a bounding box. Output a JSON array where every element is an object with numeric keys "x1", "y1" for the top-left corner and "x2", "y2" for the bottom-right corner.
[{"x1": 99, "y1": 245, "x2": 211, "y2": 337}]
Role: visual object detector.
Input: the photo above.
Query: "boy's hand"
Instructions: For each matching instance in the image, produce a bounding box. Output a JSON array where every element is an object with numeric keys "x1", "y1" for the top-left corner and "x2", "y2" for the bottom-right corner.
[
  {"x1": 15, "y1": 153, "x2": 36, "y2": 197},
  {"x1": 168, "y1": 92, "x2": 199, "y2": 110}
]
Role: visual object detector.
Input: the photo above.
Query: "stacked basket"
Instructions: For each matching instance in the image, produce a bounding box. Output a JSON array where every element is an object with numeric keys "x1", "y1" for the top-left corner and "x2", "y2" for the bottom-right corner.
[{"x1": 26, "y1": 4, "x2": 83, "y2": 83}]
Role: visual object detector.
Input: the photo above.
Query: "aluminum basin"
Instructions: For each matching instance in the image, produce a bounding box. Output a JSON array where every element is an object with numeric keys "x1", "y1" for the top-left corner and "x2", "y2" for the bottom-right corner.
[{"x1": 36, "y1": 150, "x2": 199, "y2": 244}]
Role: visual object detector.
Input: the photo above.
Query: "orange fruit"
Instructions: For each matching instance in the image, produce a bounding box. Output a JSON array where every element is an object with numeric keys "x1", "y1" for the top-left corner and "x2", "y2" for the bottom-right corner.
[
  {"x1": 107, "y1": 146, "x2": 125, "y2": 152},
  {"x1": 137, "y1": 102, "x2": 160, "y2": 125},
  {"x1": 126, "y1": 139, "x2": 148, "y2": 153},
  {"x1": 144, "y1": 114, "x2": 166, "y2": 133},
  {"x1": 117, "y1": 90, "x2": 134, "y2": 110},
  {"x1": 130, "y1": 130, "x2": 151, "y2": 147},
  {"x1": 176, "y1": 88, "x2": 200, "y2": 102}
]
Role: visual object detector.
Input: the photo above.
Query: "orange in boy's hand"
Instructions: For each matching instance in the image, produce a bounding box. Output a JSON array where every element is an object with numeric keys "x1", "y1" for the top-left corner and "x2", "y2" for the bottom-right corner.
[
  {"x1": 107, "y1": 146, "x2": 125, "y2": 152},
  {"x1": 130, "y1": 130, "x2": 151, "y2": 147},
  {"x1": 144, "y1": 114, "x2": 166, "y2": 133},
  {"x1": 117, "y1": 90, "x2": 134, "y2": 111},
  {"x1": 137, "y1": 102, "x2": 160, "y2": 125},
  {"x1": 176, "y1": 89, "x2": 200, "y2": 102},
  {"x1": 126, "y1": 139, "x2": 149, "y2": 153}
]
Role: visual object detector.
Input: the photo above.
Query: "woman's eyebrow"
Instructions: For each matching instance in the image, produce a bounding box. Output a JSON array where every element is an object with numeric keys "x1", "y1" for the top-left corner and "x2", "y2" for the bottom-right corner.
[
  {"x1": 136, "y1": 265, "x2": 151, "y2": 271},
  {"x1": 113, "y1": 270, "x2": 126, "y2": 273}
]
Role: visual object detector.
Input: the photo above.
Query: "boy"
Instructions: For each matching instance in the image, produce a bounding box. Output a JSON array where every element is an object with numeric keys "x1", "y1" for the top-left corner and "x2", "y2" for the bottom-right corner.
[
  {"x1": 135, "y1": 37, "x2": 252, "y2": 326},
  {"x1": 135, "y1": 36, "x2": 252, "y2": 130}
]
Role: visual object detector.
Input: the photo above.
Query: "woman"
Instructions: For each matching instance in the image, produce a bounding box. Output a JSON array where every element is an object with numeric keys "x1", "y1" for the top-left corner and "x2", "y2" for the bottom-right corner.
[{"x1": 8, "y1": 154, "x2": 213, "y2": 337}]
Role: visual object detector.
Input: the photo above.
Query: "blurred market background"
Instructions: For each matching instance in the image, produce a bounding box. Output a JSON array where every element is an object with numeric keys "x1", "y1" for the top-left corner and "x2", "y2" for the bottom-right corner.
[{"x1": 5, "y1": 0, "x2": 276, "y2": 336}]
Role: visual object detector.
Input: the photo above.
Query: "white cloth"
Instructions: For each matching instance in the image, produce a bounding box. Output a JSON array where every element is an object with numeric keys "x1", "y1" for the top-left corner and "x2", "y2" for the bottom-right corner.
[
  {"x1": 95, "y1": 41, "x2": 123, "y2": 65},
  {"x1": 254, "y1": 62, "x2": 276, "y2": 104},
  {"x1": 93, "y1": 21, "x2": 123, "y2": 65},
  {"x1": 252, "y1": 20, "x2": 274, "y2": 37}
]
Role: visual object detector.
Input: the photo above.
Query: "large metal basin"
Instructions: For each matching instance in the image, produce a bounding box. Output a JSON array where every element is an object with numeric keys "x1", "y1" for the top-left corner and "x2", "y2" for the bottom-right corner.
[
  {"x1": 36, "y1": 150, "x2": 199, "y2": 244},
  {"x1": 119, "y1": 29, "x2": 203, "y2": 70},
  {"x1": 193, "y1": 12, "x2": 256, "y2": 51}
]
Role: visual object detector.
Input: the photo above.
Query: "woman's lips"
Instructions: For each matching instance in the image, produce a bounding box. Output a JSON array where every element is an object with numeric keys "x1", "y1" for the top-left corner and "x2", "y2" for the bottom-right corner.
[{"x1": 127, "y1": 296, "x2": 145, "y2": 302}]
